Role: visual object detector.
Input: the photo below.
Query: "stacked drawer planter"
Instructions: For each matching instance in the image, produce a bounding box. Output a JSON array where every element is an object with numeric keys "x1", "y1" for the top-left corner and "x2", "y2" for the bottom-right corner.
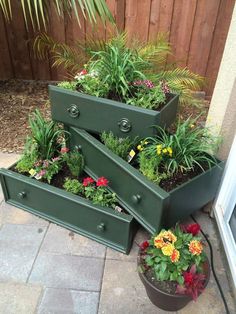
[{"x1": 0, "y1": 85, "x2": 224, "y2": 254}]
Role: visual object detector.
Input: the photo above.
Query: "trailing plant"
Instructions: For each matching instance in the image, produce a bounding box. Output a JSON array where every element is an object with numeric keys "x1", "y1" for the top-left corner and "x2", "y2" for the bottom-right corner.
[
  {"x1": 62, "y1": 150, "x2": 85, "y2": 177},
  {"x1": 139, "y1": 223, "x2": 207, "y2": 301},
  {"x1": 34, "y1": 32, "x2": 203, "y2": 104},
  {"x1": 139, "y1": 117, "x2": 219, "y2": 182},
  {"x1": 101, "y1": 131, "x2": 139, "y2": 160},
  {"x1": 63, "y1": 178, "x2": 84, "y2": 194},
  {"x1": 29, "y1": 109, "x2": 66, "y2": 160},
  {"x1": 29, "y1": 158, "x2": 62, "y2": 183}
]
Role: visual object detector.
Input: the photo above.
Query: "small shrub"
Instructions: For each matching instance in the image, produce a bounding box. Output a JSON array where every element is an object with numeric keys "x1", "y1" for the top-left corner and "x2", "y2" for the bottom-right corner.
[
  {"x1": 101, "y1": 131, "x2": 138, "y2": 160},
  {"x1": 63, "y1": 150, "x2": 85, "y2": 177},
  {"x1": 16, "y1": 154, "x2": 36, "y2": 173},
  {"x1": 63, "y1": 178, "x2": 84, "y2": 194},
  {"x1": 57, "y1": 81, "x2": 77, "y2": 90}
]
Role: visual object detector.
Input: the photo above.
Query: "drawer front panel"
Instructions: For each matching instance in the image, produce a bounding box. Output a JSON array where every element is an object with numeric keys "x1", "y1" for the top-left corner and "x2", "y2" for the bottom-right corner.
[
  {"x1": 50, "y1": 86, "x2": 160, "y2": 138},
  {"x1": 1, "y1": 171, "x2": 136, "y2": 253},
  {"x1": 69, "y1": 128, "x2": 170, "y2": 233}
]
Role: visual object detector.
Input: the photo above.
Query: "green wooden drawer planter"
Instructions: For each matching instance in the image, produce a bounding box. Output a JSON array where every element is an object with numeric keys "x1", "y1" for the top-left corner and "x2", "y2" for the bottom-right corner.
[
  {"x1": 0, "y1": 167, "x2": 138, "y2": 254},
  {"x1": 69, "y1": 127, "x2": 225, "y2": 234},
  {"x1": 49, "y1": 85, "x2": 179, "y2": 138}
]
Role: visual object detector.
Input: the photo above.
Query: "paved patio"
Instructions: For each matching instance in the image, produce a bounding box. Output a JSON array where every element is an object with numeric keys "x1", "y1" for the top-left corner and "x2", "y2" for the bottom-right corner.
[{"x1": 0, "y1": 153, "x2": 235, "y2": 314}]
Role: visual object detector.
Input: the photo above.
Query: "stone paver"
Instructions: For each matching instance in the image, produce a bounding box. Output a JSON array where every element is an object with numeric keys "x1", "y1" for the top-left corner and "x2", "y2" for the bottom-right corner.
[
  {"x1": 0, "y1": 152, "x2": 19, "y2": 168},
  {"x1": 0, "y1": 282, "x2": 42, "y2": 314},
  {"x1": 98, "y1": 259, "x2": 172, "y2": 314},
  {"x1": 0, "y1": 202, "x2": 49, "y2": 227},
  {"x1": 38, "y1": 288, "x2": 99, "y2": 314},
  {"x1": 29, "y1": 252, "x2": 104, "y2": 291},
  {"x1": 40, "y1": 223, "x2": 106, "y2": 258},
  {"x1": 106, "y1": 227, "x2": 149, "y2": 262},
  {"x1": 0, "y1": 224, "x2": 47, "y2": 282}
]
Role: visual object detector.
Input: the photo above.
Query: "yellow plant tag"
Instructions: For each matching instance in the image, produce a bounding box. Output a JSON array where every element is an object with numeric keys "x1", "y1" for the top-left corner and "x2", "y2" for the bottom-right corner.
[
  {"x1": 29, "y1": 169, "x2": 36, "y2": 176},
  {"x1": 127, "y1": 149, "x2": 136, "y2": 163}
]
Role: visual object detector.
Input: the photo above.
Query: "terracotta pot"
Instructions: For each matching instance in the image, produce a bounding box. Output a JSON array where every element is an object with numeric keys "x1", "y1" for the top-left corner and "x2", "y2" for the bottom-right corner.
[{"x1": 137, "y1": 254, "x2": 210, "y2": 311}]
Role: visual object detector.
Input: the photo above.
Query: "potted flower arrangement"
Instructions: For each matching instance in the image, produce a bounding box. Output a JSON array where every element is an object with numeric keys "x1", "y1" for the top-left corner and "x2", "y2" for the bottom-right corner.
[
  {"x1": 46, "y1": 33, "x2": 204, "y2": 138},
  {"x1": 138, "y1": 223, "x2": 210, "y2": 311},
  {"x1": 68, "y1": 117, "x2": 224, "y2": 233},
  {"x1": 0, "y1": 110, "x2": 138, "y2": 253}
]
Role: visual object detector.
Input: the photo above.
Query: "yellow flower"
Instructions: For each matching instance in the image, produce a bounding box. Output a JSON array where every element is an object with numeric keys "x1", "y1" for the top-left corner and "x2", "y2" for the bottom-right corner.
[
  {"x1": 190, "y1": 124, "x2": 195, "y2": 128},
  {"x1": 170, "y1": 249, "x2": 180, "y2": 262},
  {"x1": 160, "y1": 230, "x2": 177, "y2": 243},
  {"x1": 156, "y1": 144, "x2": 162, "y2": 155},
  {"x1": 144, "y1": 141, "x2": 148, "y2": 145},
  {"x1": 162, "y1": 148, "x2": 168, "y2": 154},
  {"x1": 154, "y1": 237, "x2": 165, "y2": 249},
  {"x1": 162, "y1": 243, "x2": 175, "y2": 256},
  {"x1": 189, "y1": 240, "x2": 203, "y2": 255},
  {"x1": 137, "y1": 145, "x2": 143, "y2": 151},
  {"x1": 167, "y1": 147, "x2": 173, "y2": 157}
]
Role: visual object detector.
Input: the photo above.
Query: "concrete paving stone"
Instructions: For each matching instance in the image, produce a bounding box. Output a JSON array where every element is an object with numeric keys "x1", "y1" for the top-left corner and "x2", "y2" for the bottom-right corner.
[
  {"x1": 0, "y1": 282, "x2": 42, "y2": 314},
  {"x1": 41, "y1": 223, "x2": 106, "y2": 258},
  {"x1": 0, "y1": 224, "x2": 47, "y2": 281},
  {"x1": 0, "y1": 152, "x2": 19, "y2": 168},
  {"x1": 0, "y1": 202, "x2": 49, "y2": 227},
  {"x1": 37, "y1": 288, "x2": 99, "y2": 314},
  {"x1": 98, "y1": 259, "x2": 174, "y2": 314},
  {"x1": 29, "y1": 252, "x2": 104, "y2": 291},
  {"x1": 106, "y1": 227, "x2": 150, "y2": 261},
  {"x1": 0, "y1": 185, "x2": 4, "y2": 203}
]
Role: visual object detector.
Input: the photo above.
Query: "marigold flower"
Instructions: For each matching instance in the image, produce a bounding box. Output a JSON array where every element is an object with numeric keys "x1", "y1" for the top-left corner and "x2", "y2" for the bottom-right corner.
[
  {"x1": 170, "y1": 249, "x2": 180, "y2": 262},
  {"x1": 60, "y1": 147, "x2": 69, "y2": 154},
  {"x1": 189, "y1": 240, "x2": 203, "y2": 255},
  {"x1": 96, "y1": 177, "x2": 109, "y2": 187},
  {"x1": 162, "y1": 243, "x2": 175, "y2": 256},
  {"x1": 160, "y1": 230, "x2": 177, "y2": 243},
  {"x1": 83, "y1": 177, "x2": 94, "y2": 187},
  {"x1": 154, "y1": 237, "x2": 165, "y2": 248}
]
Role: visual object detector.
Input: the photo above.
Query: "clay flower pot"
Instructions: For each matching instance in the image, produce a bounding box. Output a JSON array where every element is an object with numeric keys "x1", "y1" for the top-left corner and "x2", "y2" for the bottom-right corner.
[{"x1": 137, "y1": 253, "x2": 210, "y2": 311}]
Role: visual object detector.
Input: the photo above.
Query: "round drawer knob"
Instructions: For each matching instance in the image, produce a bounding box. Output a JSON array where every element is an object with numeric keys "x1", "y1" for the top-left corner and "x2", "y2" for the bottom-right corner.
[
  {"x1": 118, "y1": 118, "x2": 132, "y2": 133},
  {"x1": 67, "y1": 104, "x2": 80, "y2": 118},
  {"x1": 74, "y1": 145, "x2": 82, "y2": 151},
  {"x1": 132, "y1": 194, "x2": 141, "y2": 204},
  {"x1": 97, "y1": 223, "x2": 105, "y2": 232},
  {"x1": 18, "y1": 191, "x2": 26, "y2": 199}
]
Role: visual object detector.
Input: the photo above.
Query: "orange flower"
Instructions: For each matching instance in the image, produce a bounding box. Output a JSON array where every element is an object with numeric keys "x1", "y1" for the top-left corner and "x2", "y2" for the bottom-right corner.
[
  {"x1": 170, "y1": 249, "x2": 180, "y2": 262},
  {"x1": 161, "y1": 243, "x2": 175, "y2": 256},
  {"x1": 154, "y1": 237, "x2": 165, "y2": 249},
  {"x1": 189, "y1": 240, "x2": 203, "y2": 256},
  {"x1": 161, "y1": 230, "x2": 177, "y2": 243}
]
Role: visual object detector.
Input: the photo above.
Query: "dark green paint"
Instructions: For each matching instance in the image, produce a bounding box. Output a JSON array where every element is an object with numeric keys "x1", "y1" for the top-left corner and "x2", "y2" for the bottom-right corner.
[
  {"x1": 49, "y1": 85, "x2": 179, "y2": 138},
  {"x1": 69, "y1": 128, "x2": 225, "y2": 234},
  {"x1": 0, "y1": 168, "x2": 138, "y2": 254}
]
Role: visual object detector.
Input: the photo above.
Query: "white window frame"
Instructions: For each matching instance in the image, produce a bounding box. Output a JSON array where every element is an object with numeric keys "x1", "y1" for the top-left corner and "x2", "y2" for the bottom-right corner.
[{"x1": 214, "y1": 134, "x2": 236, "y2": 287}]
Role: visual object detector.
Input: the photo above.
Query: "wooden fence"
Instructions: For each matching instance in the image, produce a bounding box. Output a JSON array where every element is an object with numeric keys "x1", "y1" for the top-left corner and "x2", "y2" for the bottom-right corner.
[{"x1": 0, "y1": 0, "x2": 235, "y2": 96}]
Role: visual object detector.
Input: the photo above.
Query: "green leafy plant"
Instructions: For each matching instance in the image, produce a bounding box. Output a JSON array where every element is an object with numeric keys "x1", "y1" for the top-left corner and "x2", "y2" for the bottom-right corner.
[
  {"x1": 15, "y1": 136, "x2": 38, "y2": 173},
  {"x1": 139, "y1": 223, "x2": 207, "y2": 301},
  {"x1": 75, "y1": 71, "x2": 109, "y2": 97},
  {"x1": 63, "y1": 150, "x2": 85, "y2": 177},
  {"x1": 142, "y1": 117, "x2": 219, "y2": 177},
  {"x1": 29, "y1": 109, "x2": 66, "y2": 160},
  {"x1": 29, "y1": 158, "x2": 62, "y2": 183},
  {"x1": 63, "y1": 178, "x2": 84, "y2": 194},
  {"x1": 57, "y1": 81, "x2": 77, "y2": 91},
  {"x1": 0, "y1": 0, "x2": 114, "y2": 31},
  {"x1": 83, "y1": 176, "x2": 117, "y2": 208},
  {"x1": 101, "y1": 131, "x2": 139, "y2": 160}
]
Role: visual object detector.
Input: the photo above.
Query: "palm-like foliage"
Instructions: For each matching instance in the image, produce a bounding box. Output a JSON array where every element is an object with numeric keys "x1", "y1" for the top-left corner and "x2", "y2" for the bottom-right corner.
[
  {"x1": 34, "y1": 31, "x2": 204, "y2": 104},
  {"x1": 0, "y1": 0, "x2": 114, "y2": 30}
]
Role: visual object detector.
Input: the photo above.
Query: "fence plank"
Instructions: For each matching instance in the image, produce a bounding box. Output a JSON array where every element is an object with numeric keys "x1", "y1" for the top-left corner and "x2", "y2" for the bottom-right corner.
[
  {"x1": 126, "y1": 0, "x2": 152, "y2": 42},
  {"x1": 205, "y1": 0, "x2": 235, "y2": 95},
  {"x1": 106, "y1": 0, "x2": 117, "y2": 39},
  {"x1": 169, "y1": 0, "x2": 197, "y2": 67},
  {"x1": 0, "y1": 12, "x2": 13, "y2": 79},
  {"x1": 187, "y1": 0, "x2": 221, "y2": 76},
  {"x1": 5, "y1": 1, "x2": 32, "y2": 79}
]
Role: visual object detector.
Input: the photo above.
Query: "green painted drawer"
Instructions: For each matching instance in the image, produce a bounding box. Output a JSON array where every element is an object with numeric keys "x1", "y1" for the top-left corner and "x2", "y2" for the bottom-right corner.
[
  {"x1": 0, "y1": 168, "x2": 138, "y2": 254},
  {"x1": 69, "y1": 128, "x2": 225, "y2": 233},
  {"x1": 49, "y1": 85, "x2": 179, "y2": 138}
]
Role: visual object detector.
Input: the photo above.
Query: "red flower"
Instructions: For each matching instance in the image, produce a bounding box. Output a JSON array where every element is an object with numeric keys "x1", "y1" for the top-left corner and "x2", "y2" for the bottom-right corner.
[
  {"x1": 184, "y1": 272, "x2": 194, "y2": 284},
  {"x1": 60, "y1": 147, "x2": 69, "y2": 154},
  {"x1": 186, "y1": 223, "x2": 201, "y2": 236},
  {"x1": 83, "y1": 177, "x2": 94, "y2": 187},
  {"x1": 79, "y1": 69, "x2": 87, "y2": 75},
  {"x1": 96, "y1": 177, "x2": 109, "y2": 187},
  {"x1": 140, "y1": 240, "x2": 149, "y2": 250}
]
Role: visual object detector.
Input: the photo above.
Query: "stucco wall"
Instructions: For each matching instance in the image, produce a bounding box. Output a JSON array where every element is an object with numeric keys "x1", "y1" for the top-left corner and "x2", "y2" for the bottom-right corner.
[{"x1": 206, "y1": 5, "x2": 236, "y2": 160}]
